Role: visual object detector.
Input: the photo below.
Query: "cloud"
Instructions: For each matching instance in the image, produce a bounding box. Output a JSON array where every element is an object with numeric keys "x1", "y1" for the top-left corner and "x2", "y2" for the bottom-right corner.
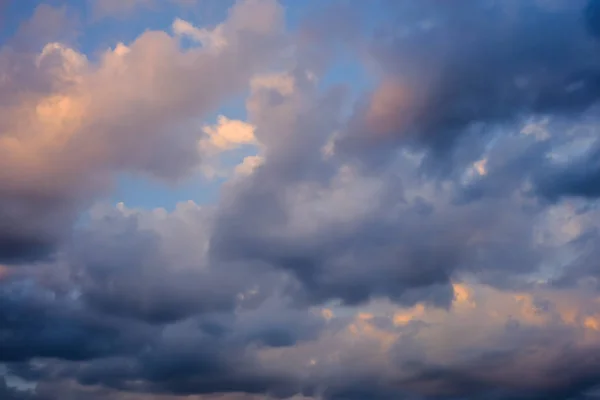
[
  {"x1": 337, "y1": 0, "x2": 600, "y2": 170},
  {"x1": 0, "y1": 201, "x2": 326, "y2": 397},
  {"x1": 173, "y1": 18, "x2": 229, "y2": 50},
  {"x1": 197, "y1": 115, "x2": 260, "y2": 179},
  {"x1": 234, "y1": 155, "x2": 264, "y2": 176},
  {"x1": 68, "y1": 203, "x2": 240, "y2": 323},
  {"x1": 3, "y1": 196, "x2": 600, "y2": 399},
  {"x1": 247, "y1": 283, "x2": 600, "y2": 400},
  {"x1": 210, "y1": 68, "x2": 543, "y2": 307},
  {"x1": 0, "y1": 376, "x2": 35, "y2": 400},
  {"x1": 0, "y1": 0, "x2": 284, "y2": 264},
  {"x1": 8, "y1": 256, "x2": 600, "y2": 400},
  {"x1": 0, "y1": 280, "x2": 152, "y2": 363},
  {"x1": 6, "y1": 1, "x2": 600, "y2": 399},
  {"x1": 11, "y1": 4, "x2": 79, "y2": 50},
  {"x1": 201, "y1": 116, "x2": 256, "y2": 151},
  {"x1": 533, "y1": 141, "x2": 600, "y2": 200}
]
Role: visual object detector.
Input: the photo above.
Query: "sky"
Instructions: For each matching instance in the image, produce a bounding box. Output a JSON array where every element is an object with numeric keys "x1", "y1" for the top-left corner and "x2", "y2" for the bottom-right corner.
[{"x1": 4, "y1": 0, "x2": 600, "y2": 399}]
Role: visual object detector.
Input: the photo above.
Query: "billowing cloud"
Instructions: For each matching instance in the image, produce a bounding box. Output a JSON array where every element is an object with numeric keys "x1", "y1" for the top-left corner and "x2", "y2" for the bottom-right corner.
[
  {"x1": 0, "y1": 0, "x2": 284, "y2": 264},
  {"x1": 210, "y1": 63, "x2": 543, "y2": 308},
  {"x1": 5, "y1": 262, "x2": 600, "y2": 400},
  {"x1": 338, "y1": 0, "x2": 600, "y2": 171},
  {"x1": 6, "y1": 1, "x2": 600, "y2": 399}
]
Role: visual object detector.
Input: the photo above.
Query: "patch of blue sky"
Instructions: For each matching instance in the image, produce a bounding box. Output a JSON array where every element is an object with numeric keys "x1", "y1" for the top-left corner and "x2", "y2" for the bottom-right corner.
[
  {"x1": 319, "y1": 52, "x2": 374, "y2": 117},
  {"x1": 109, "y1": 172, "x2": 224, "y2": 211},
  {"x1": 110, "y1": 92, "x2": 249, "y2": 210},
  {"x1": 0, "y1": 1, "x2": 37, "y2": 45},
  {"x1": 109, "y1": 144, "x2": 257, "y2": 211},
  {"x1": 5, "y1": 0, "x2": 380, "y2": 211},
  {"x1": 0, "y1": 0, "x2": 236, "y2": 55},
  {"x1": 73, "y1": 2, "x2": 228, "y2": 59}
]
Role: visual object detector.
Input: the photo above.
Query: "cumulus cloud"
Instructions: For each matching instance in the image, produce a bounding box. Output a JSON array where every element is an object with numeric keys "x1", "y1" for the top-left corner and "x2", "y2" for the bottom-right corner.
[
  {"x1": 210, "y1": 64, "x2": 543, "y2": 308},
  {"x1": 0, "y1": 199, "x2": 327, "y2": 396},
  {"x1": 0, "y1": 0, "x2": 284, "y2": 264},
  {"x1": 6, "y1": 1, "x2": 600, "y2": 399}
]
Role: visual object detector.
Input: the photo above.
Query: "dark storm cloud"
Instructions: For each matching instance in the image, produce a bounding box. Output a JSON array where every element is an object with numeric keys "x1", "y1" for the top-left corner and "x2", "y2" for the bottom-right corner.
[
  {"x1": 70, "y1": 325, "x2": 305, "y2": 397},
  {"x1": 0, "y1": 273, "x2": 323, "y2": 399},
  {"x1": 0, "y1": 377, "x2": 36, "y2": 400},
  {"x1": 395, "y1": 342, "x2": 600, "y2": 400},
  {"x1": 533, "y1": 143, "x2": 600, "y2": 200},
  {"x1": 0, "y1": 233, "x2": 56, "y2": 265},
  {"x1": 0, "y1": 283, "x2": 152, "y2": 363},
  {"x1": 339, "y1": 0, "x2": 600, "y2": 161},
  {"x1": 0, "y1": 190, "x2": 80, "y2": 264}
]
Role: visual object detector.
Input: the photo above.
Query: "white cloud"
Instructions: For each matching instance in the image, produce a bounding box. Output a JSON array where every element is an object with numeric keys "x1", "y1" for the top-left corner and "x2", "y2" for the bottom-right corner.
[{"x1": 201, "y1": 116, "x2": 257, "y2": 151}]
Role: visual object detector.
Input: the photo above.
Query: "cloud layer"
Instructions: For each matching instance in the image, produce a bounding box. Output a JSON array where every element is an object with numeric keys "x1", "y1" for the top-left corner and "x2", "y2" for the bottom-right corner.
[{"x1": 4, "y1": 1, "x2": 600, "y2": 399}]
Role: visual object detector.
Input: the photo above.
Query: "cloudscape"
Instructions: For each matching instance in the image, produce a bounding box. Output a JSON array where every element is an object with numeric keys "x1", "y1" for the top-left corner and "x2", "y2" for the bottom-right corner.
[{"x1": 3, "y1": 0, "x2": 600, "y2": 399}]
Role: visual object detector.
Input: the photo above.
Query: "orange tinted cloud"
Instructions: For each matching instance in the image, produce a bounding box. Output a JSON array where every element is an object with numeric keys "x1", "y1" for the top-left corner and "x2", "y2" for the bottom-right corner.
[
  {"x1": 366, "y1": 79, "x2": 415, "y2": 136},
  {"x1": 0, "y1": 0, "x2": 284, "y2": 263}
]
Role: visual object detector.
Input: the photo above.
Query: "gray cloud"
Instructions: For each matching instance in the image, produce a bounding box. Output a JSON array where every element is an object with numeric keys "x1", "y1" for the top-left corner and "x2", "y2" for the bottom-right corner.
[
  {"x1": 210, "y1": 75, "x2": 543, "y2": 307},
  {"x1": 6, "y1": 1, "x2": 600, "y2": 399},
  {"x1": 0, "y1": 377, "x2": 36, "y2": 400},
  {"x1": 337, "y1": 0, "x2": 600, "y2": 170},
  {"x1": 533, "y1": 142, "x2": 600, "y2": 200},
  {"x1": 0, "y1": 281, "x2": 153, "y2": 363},
  {"x1": 68, "y1": 206, "x2": 237, "y2": 324}
]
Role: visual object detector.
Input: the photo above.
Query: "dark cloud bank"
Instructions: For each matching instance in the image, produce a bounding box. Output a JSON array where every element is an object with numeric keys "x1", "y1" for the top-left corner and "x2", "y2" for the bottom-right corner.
[{"x1": 4, "y1": 0, "x2": 600, "y2": 399}]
